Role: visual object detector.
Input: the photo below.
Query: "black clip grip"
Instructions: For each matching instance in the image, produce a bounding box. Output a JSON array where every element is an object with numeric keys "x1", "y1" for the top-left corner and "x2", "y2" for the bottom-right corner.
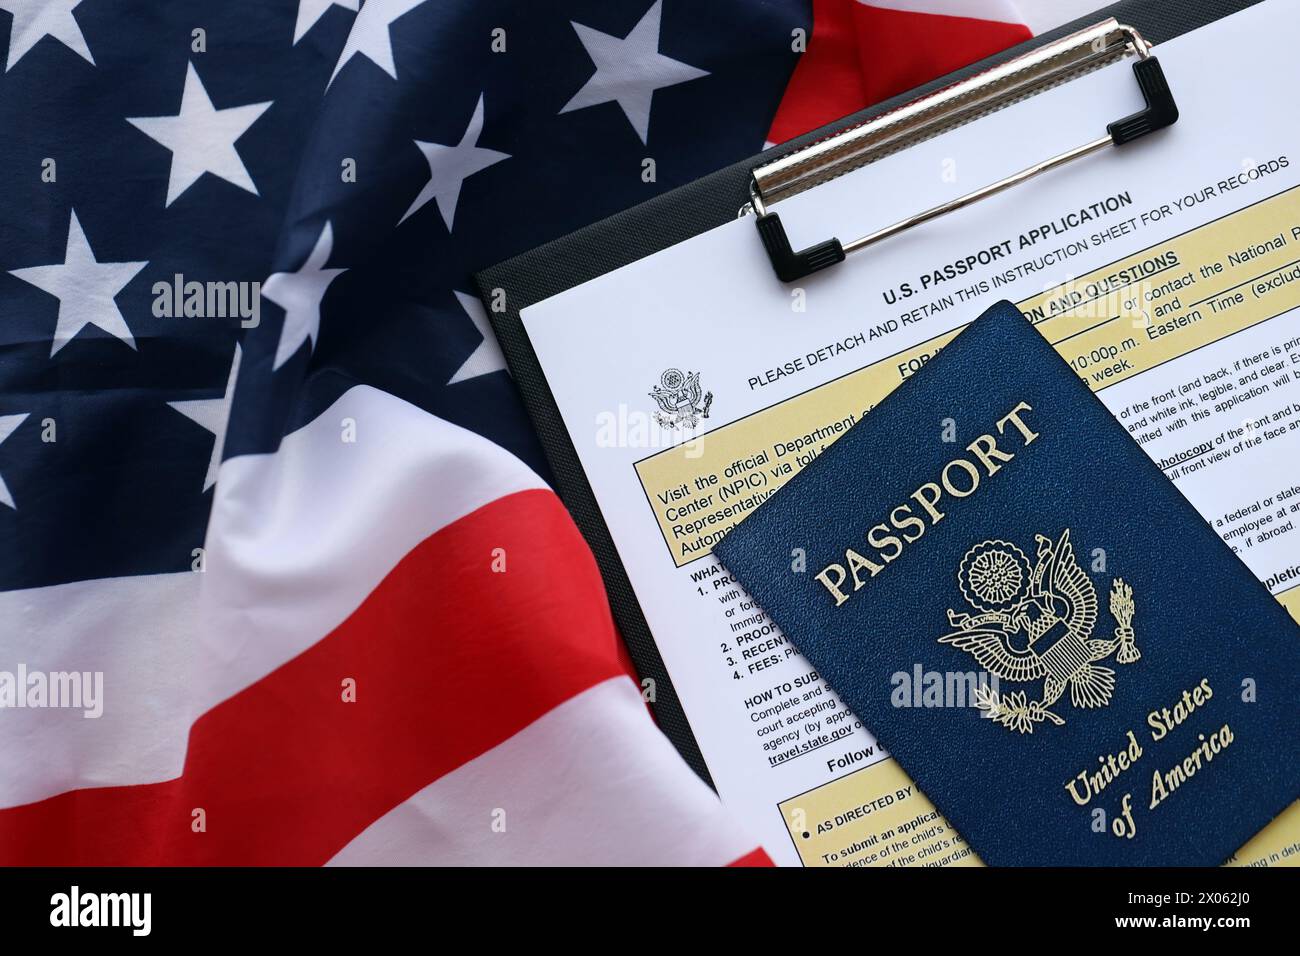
[
  {"x1": 755, "y1": 212, "x2": 845, "y2": 283},
  {"x1": 1108, "y1": 56, "x2": 1178, "y2": 145}
]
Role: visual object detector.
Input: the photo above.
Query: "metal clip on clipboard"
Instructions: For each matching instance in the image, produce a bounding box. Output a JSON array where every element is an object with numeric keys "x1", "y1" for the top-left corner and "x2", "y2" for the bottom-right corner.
[{"x1": 745, "y1": 18, "x2": 1178, "y2": 282}]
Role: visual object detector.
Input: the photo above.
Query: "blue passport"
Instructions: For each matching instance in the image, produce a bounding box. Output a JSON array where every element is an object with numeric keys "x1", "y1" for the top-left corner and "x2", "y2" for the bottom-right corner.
[{"x1": 714, "y1": 301, "x2": 1300, "y2": 866}]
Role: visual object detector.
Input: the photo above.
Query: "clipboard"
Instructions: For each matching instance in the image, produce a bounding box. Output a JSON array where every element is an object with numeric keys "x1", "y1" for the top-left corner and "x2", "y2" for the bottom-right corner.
[{"x1": 475, "y1": 0, "x2": 1262, "y2": 785}]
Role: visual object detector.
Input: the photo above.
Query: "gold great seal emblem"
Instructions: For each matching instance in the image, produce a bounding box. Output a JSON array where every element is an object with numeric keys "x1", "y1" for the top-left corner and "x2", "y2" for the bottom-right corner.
[{"x1": 939, "y1": 529, "x2": 1139, "y2": 733}]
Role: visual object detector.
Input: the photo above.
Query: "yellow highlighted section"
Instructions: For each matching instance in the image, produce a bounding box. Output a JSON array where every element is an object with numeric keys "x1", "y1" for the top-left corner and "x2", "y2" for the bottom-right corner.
[
  {"x1": 779, "y1": 759, "x2": 982, "y2": 867},
  {"x1": 1227, "y1": 801, "x2": 1300, "y2": 867},
  {"x1": 636, "y1": 185, "x2": 1300, "y2": 567},
  {"x1": 780, "y1": 761, "x2": 1299, "y2": 867},
  {"x1": 1279, "y1": 583, "x2": 1300, "y2": 624}
]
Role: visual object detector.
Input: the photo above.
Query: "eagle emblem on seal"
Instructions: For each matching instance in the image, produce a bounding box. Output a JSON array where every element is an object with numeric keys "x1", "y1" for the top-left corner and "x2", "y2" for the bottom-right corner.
[
  {"x1": 649, "y1": 368, "x2": 712, "y2": 429},
  {"x1": 939, "y1": 529, "x2": 1139, "y2": 733}
]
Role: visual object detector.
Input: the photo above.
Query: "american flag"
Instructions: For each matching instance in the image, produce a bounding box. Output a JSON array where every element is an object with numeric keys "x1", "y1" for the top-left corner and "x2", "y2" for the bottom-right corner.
[{"x1": 0, "y1": 0, "x2": 1089, "y2": 865}]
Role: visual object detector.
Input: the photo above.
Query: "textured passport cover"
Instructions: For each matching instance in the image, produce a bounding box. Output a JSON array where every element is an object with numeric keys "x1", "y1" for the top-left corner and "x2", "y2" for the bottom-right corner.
[{"x1": 714, "y1": 301, "x2": 1300, "y2": 866}]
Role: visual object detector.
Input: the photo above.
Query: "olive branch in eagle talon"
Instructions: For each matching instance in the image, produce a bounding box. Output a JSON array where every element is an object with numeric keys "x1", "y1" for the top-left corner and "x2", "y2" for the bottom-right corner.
[
  {"x1": 973, "y1": 686, "x2": 1064, "y2": 733},
  {"x1": 940, "y1": 530, "x2": 1140, "y2": 735}
]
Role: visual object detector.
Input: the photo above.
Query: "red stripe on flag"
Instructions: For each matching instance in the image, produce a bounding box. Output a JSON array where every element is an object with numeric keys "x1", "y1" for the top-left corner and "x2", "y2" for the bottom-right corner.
[
  {"x1": 851, "y1": 4, "x2": 1030, "y2": 106},
  {"x1": 768, "y1": 0, "x2": 1031, "y2": 145},
  {"x1": 768, "y1": 0, "x2": 866, "y2": 146},
  {"x1": 0, "y1": 489, "x2": 625, "y2": 865}
]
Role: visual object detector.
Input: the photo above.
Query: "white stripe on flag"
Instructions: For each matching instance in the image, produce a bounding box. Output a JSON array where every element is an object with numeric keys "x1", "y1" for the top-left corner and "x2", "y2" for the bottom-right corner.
[
  {"x1": 0, "y1": 384, "x2": 546, "y2": 809},
  {"x1": 195, "y1": 383, "x2": 548, "y2": 713},
  {"x1": 327, "y1": 676, "x2": 759, "y2": 866},
  {"x1": 0, "y1": 572, "x2": 198, "y2": 807}
]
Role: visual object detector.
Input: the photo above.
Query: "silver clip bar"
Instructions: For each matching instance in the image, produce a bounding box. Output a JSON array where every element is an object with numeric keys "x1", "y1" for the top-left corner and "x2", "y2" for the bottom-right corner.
[{"x1": 747, "y1": 20, "x2": 1176, "y2": 282}]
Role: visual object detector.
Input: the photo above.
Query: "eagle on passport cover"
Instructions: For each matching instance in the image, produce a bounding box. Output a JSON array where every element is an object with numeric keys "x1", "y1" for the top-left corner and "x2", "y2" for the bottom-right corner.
[{"x1": 713, "y1": 301, "x2": 1300, "y2": 866}]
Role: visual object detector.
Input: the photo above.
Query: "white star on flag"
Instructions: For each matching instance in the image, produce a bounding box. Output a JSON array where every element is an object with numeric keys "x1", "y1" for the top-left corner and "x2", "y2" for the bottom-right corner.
[
  {"x1": 328, "y1": 0, "x2": 429, "y2": 86},
  {"x1": 0, "y1": 0, "x2": 94, "y2": 72},
  {"x1": 8, "y1": 210, "x2": 148, "y2": 356},
  {"x1": 292, "y1": 0, "x2": 359, "y2": 45},
  {"x1": 561, "y1": 0, "x2": 709, "y2": 144},
  {"x1": 264, "y1": 221, "x2": 348, "y2": 371},
  {"x1": 167, "y1": 344, "x2": 241, "y2": 492},
  {"x1": 126, "y1": 62, "x2": 272, "y2": 207},
  {"x1": 400, "y1": 93, "x2": 509, "y2": 231},
  {"x1": 448, "y1": 290, "x2": 508, "y2": 385},
  {"x1": 0, "y1": 413, "x2": 29, "y2": 509}
]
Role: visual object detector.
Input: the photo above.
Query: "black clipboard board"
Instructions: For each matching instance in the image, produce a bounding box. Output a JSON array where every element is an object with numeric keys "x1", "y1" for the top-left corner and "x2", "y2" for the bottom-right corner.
[{"x1": 475, "y1": 0, "x2": 1260, "y2": 785}]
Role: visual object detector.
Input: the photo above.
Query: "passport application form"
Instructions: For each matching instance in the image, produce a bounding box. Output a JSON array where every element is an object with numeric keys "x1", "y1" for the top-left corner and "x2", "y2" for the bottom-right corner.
[{"x1": 520, "y1": 0, "x2": 1300, "y2": 867}]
